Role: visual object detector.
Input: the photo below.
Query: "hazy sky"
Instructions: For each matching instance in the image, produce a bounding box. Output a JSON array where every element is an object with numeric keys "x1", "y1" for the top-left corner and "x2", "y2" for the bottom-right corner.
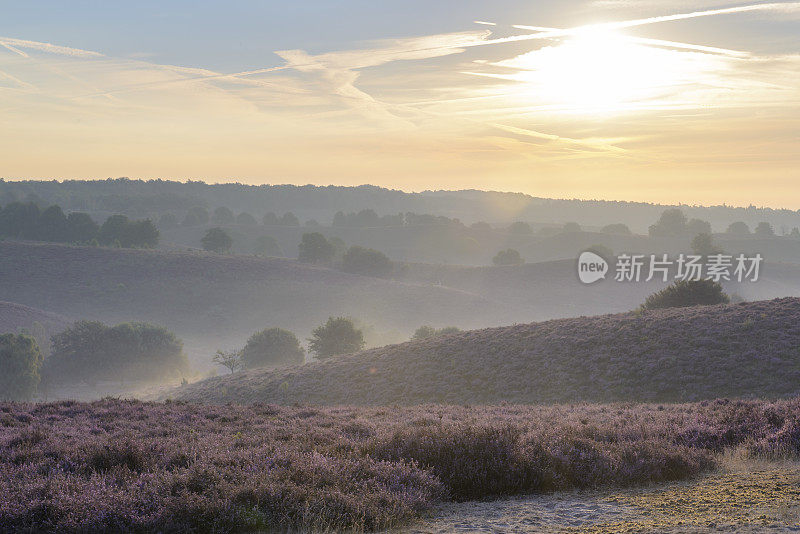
[{"x1": 1, "y1": 1, "x2": 798, "y2": 206}]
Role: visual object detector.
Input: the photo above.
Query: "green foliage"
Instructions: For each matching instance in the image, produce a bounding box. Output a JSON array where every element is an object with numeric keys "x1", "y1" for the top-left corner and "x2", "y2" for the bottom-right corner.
[
  {"x1": 308, "y1": 317, "x2": 364, "y2": 359},
  {"x1": 601, "y1": 223, "x2": 631, "y2": 235},
  {"x1": 755, "y1": 221, "x2": 775, "y2": 237},
  {"x1": 690, "y1": 233, "x2": 723, "y2": 257},
  {"x1": 0, "y1": 333, "x2": 42, "y2": 401},
  {"x1": 726, "y1": 221, "x2": 750, "y2": 236},
  {"x1": 412, "y1": 326, "x2": 462, "y2": 341},
  {"x1": 493, "y1": 248, "x2": 523, "y2": 266},
  {"x1": 201, "y1": 227, "x2": 233, "y2": 253},
  {"x1": 641, "y1": 279, "x2": 730, "y2": 311},
  {"x1": 236, "y1": 212, "x2": 257, "y2": 226},
  {"x1": 241, "y1": 328, "x2": 304, "y2": 369},
  {"x1": 341, "y1": 246, "x2": 393, "y2": 277},
  {"x1": 298, "y1": 232, "x2": 335, "y2": 264},
  {"x1": 507, "y1": 221, "x2": 532, "y2": 235},
  {"x1": 47, "y1": 321, "x2": 188, "y2": 385},
  {"x1": 212, "y1": 206, "x2": 235, "y2": 225},
  {"x1": 183, "y1": 206, "x2": 209, "y2": 226}
]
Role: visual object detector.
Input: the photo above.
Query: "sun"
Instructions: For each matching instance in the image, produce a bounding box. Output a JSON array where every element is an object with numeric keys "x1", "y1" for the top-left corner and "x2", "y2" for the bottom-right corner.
[{"x1": 493, "y1": 27, "x2": 718, "y2": 114}]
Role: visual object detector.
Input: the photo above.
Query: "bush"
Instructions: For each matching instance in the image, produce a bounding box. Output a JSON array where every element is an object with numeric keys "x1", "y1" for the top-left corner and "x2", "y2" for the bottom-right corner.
[
  {"x1": 493, "y1": 248, "x2": 523, "y2": 266},
  {"x1": 298, "y1": 232, "x2": 335, "y2": 264},
  {"x1": 241, "y1": 328, "x2": 304, "y2": 369},
  {"x1": 341, "y1": 246, "x2": 393, "y2": 277},
  {"x1": 212, "y1": 206, "x2": 235, "y2": 225},
  {"x1": 0, "y1": 334, "x2": 42, "y2": 401},
  {"x1": 202, "y1": 227, "x2": 233, "y2": 253},
  {"x1": 641, "y1": 279, "x2": 730, "y2": 310},
  {"x1": 47, "y1": 321, "x2": 188, "y2": 385},
  {"x1": 308, "y1": 317, "x2": 364, "y2": 359}
]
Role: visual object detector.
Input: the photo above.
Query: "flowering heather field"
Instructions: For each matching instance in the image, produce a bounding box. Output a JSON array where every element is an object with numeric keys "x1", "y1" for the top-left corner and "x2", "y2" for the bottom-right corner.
[
  {"x1": 3, "y1": 398, "x2": 800, "y2": 532},
  {"x1": 175, "y1": 298, "x2": 800, "y2": 405}
]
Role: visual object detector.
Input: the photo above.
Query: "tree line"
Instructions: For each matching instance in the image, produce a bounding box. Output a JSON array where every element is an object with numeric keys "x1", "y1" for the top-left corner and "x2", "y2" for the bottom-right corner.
[{"x1": 0, "y1": 202, "x2": 159, "y2": 248}]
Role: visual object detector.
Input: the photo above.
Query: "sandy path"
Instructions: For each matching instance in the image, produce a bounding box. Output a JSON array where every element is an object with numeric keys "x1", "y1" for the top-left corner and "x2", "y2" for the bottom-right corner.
[{"x1": 402, "y1": 460, "x2": 800, "y2": 533}]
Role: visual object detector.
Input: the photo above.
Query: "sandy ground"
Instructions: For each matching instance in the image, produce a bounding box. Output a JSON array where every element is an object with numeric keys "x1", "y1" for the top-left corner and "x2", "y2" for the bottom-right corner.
[{"x1": 403, "y1": 458, "x2": 800, "y2": 533}]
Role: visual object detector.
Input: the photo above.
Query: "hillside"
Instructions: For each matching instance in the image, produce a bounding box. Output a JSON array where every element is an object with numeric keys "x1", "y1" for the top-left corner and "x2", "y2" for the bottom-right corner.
[
  {"x1": 0, "y1": 241, "x2": 503, "y2": 364},
  {"x1": 0, "y1": 301, "x2": 69, "y2": 336},
  {"x1": 173, "y1": 298, "x2": 800, "y2": 405}
]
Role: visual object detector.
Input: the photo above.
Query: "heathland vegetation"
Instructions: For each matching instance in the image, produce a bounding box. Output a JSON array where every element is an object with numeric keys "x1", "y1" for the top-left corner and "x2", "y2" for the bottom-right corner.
[
  {"x1": 3, "y1": 398, "x2": 800, "y2": 532},
  {"x1": 175, "y1": 298, "x2": 800, "y2": 405}
]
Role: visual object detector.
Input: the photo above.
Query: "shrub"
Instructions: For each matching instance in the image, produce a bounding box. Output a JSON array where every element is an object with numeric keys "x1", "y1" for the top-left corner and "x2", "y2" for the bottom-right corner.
[
  {"x1": 212, "y1": 349, "x2": 241, "y2": 374},
  {"x1": 241, "y1": 328, "x2": 304, "y2": 369},
  {"x1": 298, "y1": 232, "x2": 335, "y2": 264},
  {"x1": 493, "y1": 248, "x2": 523, "y2": 266},
  {"x1": 0, "y1": 333, "x2": 42, "y2": 401},
  {"x1": 341, "y1": 246, "x2": 393, "y2": 277},
  {"x1": 201, "y1": 227, "x2": 233, "y2": 253},
  {"x1": 641, "y1": 279, "x2": 730, "y2": 310},
  {"x1": 308, "y1": 317, "x2": 364, "y2": 359}
]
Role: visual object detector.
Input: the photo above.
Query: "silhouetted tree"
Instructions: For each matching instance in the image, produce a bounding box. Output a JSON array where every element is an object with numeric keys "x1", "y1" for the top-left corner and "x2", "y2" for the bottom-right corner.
[
  {"x1": 262, "y1": 212, "x2": 280, "y2": 225},
  {"x1": 726, "y1": 221, "x2": 750, "y2": 236},
  {"x1": 0, "y1": 333, "x2": 42, "y2": 401},
  {"x1": 507, "y1": 221, "x2": 533, "y2": 235},
  {"x1": 67, "y1": 212, "x2": 100, "y2": 243},
  {"x1": 649, "y1": 208, "x2": 688, "y2": 237},
  {"x1": 37, "y1": 205, "x2": 69, "y2": 242},
  {"x1": 0, "y1": 201, "x2": 40, "y2": 239},
  {"x1": 493, "y1": 248, "x2": 524, "y2": 266},
  {"x1": 298, "y1": 232, "x2": 335, "y2": 263},
  {"x1": 308, "y1": 317, "x2": 364, "y2": 359},
  {"x1": 280, "y1": 212, "x2": 300, "y2": 226},
  {"x1": 212, "y1": 349, "x2": 241, "y2": 374},
  {"x1": 201, "y1": 227, "x2": 233, "y2": 253},
  {"x1": 183, "y1": 206, "x2": 209, "y2": 226},
  {"x1": 241, "y1": 328, "x2": 304, "y2": 369},
  {"x1": 755, "y1": 222, "x2": 775, "y2": 237},
  {"x1": 562, "y1": 222, "x2": 581, "y2": 233},
  {"x1": 641, "y1": 280, "x2": 729, "y2": 310},
  {"x1": 98, "y1": 214, "x2": 129, "y2": 246},
  {"x1": 691, "y1": 233, "x2": 723, "y2": 257},
  {"x1": 212, "y1": 206, "x2": 235, "y2": 225},
  {"x1": 236, "y1": 212, "x2": 257, "y2": 226},
  {"x1": 687, "y1": 218, "x2": 712, "y2": 236},
  {"x1": 341, "y1": 246, "x2": 393, "y2": 277},
  {"x1": 601, "y1": 223, "x2": 631, "y2": 235}
]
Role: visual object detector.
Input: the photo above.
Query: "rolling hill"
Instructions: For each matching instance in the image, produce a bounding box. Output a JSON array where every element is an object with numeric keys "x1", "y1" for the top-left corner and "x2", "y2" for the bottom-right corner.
[
  {"x1": 0, "y1": 301, "x2": 69, "y2": 336},
  {"x1": 172, "y1": 298, "x2": 800, "y2": 405}
]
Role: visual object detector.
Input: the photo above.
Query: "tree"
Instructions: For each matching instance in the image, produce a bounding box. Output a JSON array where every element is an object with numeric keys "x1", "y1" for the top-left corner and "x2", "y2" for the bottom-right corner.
[
  {"x1": 308, "y1": 317, "x2": 364, "y2": 359},
  {"x1": 262, "y1": 212, "x2": 280, "y2": 226},
  {"x1": 641, "y1": 279, "x2": 730, "y2": 311},
  {"x1": 98, "y1": 214, "x2": 129, "y2": 246},
  {"x1": 183, "y1": 206, "x2": 209, "y2": 226},
  {"x1": 690, "y1": 233, "x2": 723, "y2": 257},
  {"x1": 412, "y1": 326, "x2": 462, "y2": 341},
  {"x1": 341, "y1": 246, "x2": 393, "y2": 277},
  {"x1": 47, "y1": 321, "x2": 188, "y2": 385},
  {"x1": 254, "y1": 235, "x2": 282, "y2": 257},
  {"x1": 298, "y1": 232, "x2": 335, "y2": 264},
  {"x1": 280, "y1": 212, "x2": 300, "y2": 226},
  {"x1": 790, "y1": 227, "x2": 800, "y2": 238},
  {"x1": 67, "y1": 212, "x2": 100, "y2": 243},
  {"x1": 493, "y1": 248, "x2": 524, "y2": 266},
  {"x1": 201, "y1": 227, "x2": 233, "y2": 253},
  {"x1": 124, "y1": 219, "x2": 159, "y2": 248},
  {"x1": 470, "y1": 221, "x2": 492, "y2": 232},
  {"x1": 649, "y1": 208, "x2": 688, "y2": 237},
  {"x1": 0, "y1": 201, "x2": 40, "y2": 239},
  {"x1": 507, "y1": 221, "x2": 533, "y2": 235},
  {"x1": 241, "y1": 328, "x2": 304, "y2": 369},
  {"x1": 236, "y1": 212, "x2": 257, "y2": 226},
  {"x1": 0, "y1": 333, "x2": 42, "y2": 401},
  {"x1": 601, "y1": 223, "x2": 631, "y2": 235},
  {"x1": 562, "y1": 222, "x2": 581, "y2": 233},
  {"x1": 686, "y1": 218, "x2": 712, "y2": 236},
  {"x1": 37, "y1": 205, "x2": 69, "y2": 242},
  {"x1": 755, "y1": 222, "x2": 775, "y2": 237},
  {"x1": 726, "y1": 221, "x2": 750, "y2": 236},
  {"x1": 212, "y1": 349, "x2": 241, "y2": 374},
  {"x1": 212, "y1": 206, "x2": 235, "y2": 225}
]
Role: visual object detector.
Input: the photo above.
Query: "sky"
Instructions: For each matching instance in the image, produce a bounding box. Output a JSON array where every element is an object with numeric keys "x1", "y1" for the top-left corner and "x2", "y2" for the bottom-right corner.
[{"x1": 1, "y1": 0, "x2": 798, "y2": 207}]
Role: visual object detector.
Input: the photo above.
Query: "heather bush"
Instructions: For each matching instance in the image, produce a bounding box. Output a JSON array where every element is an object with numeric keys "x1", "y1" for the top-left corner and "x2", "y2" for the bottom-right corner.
[
  {"x1": 4, "y1": 399, "x2": 800, "y2": 532},
  {"x1": 641, "y1": 279, "x2": 730, "y2": 310}
]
